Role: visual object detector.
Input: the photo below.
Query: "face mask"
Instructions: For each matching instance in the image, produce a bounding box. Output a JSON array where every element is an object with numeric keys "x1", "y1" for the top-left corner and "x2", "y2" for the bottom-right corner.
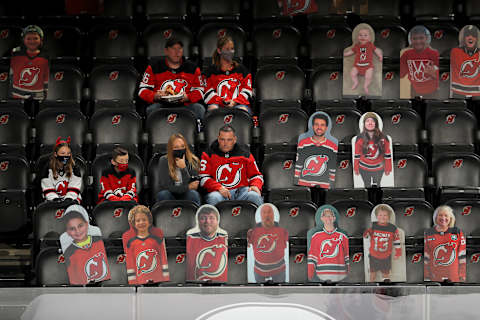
[
  {"x1": 173, "y1": 149, "x2": 186, "y2": 159},
  {"x1": 56, "y1": 155, "x2": 70, "y2": 165},
  {"x1": 116, "y1": 163, "x2": 128, "y2": 172},
  {"x1": 220, "y1": 50, "x2": 234, "y2": 62}
]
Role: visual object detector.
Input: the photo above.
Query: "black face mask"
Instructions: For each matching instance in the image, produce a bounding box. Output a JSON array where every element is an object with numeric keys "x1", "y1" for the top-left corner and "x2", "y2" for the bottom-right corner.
[
  {"x1": 56, "y1": 155, "x2": 71, "y2": 165},
  {"x1": 173, "y1": 149, "x2": 186, "y2": 159}
]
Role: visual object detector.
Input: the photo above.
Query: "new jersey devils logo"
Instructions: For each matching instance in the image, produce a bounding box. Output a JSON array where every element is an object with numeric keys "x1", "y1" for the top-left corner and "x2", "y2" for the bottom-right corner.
[
  {"x1": 433, "y1": 243, "x2": 457, "y2": 266},
  {"x1": 234, "y1": 254, "x2": 245, "y2": 264},
  {"x1": 283, "y1": 160, "x2": 293, "y2": 170},
  {"x1": 171, "y1": 207, "x2": 182, "y2": 217},
  {"x1": 411, "y1": 253, "x2": 422, "y2": 263},
  {"x1": 161, "y1": 79, "x2": 187, "y2": 94},
  {"x1": 217, "y1": 78, "x2": 240, "y2": 100},
  {"x1": 216, "y1": 162, "x2": 243, "y2": 188},
  {"x1": 55, "y1": 209, "x2": 65, "y2": 219},
  {"x1": 434, "y1": 30, "x2": 444, "y2": 39},
  {"x1": 0, "y1": 161, "x2": 8, "y2": 171},
  {"x1": 381, "y1": 29, "x2": 390, "y2": 39},
  {"x1": 397, "y1": 159, "x2": 407, "y2": 169},
  {"x1": 351, "y1": 252, "x2": 362, "y2": 263},
  {"x1": 57, "y1": 254, "x2": 65, "y2": 264},
  {"x1": 275, "y1": 71, "x2": 285, "y2": 80},
  {"x1": 278, "y1": 114, "x2": 289, "y2": 123},
  {"x1": 137, "y1": 249, "x2": 158, "y2": 275},
  {"x1": 109, "y1": 71, "x2": 119, "y2": 81},
  {"x1": 54, "y1": 72, "x2": 64, "y2": 81},
  {"x1": 224, "y1": 114, "x2": 233, "y2": 124},
  {"x1": 339, "y1": 160, "x2": 349, "y2": 169},
  {"x1": 441, "y1": 72, "x2": 449, "y2": 81},
  {"x1": 289, "y1": 207, "x2": 299, "y2": 217},
  {"x1": 217, "y1": 29, "x2": 227, "y2": 38},
  {"x1": 294, "y1": 253, "x2": 305, "y2": 263},
  {"x1": 462, "y1": 206, "x2": 472, "y2": 216},
  {"x1": 56, "y1": 114, "x2": 65, "y2": 124},
  {"x1": 85, "y1": 252, "x2": 108, "y2": 281},
  {"x1": 470, "y1": 253, "x2": 480, "y2": 263},
  {"x1": 232, "y1": 206, "x2": 241, "y2": 216},
  {"x1": 404, "y1": 206, "x2": 414, "y2": 216},
  {"x1": 113, "y1": 208, "x2": 123, "y2": 218},
  {"x1": 329, "y1": 72, "x2": 339, "y2": 81},
  {"x1": 176, "y1": 253, "x2": 186, "y2": 263},
  {"x1": 167, "y1": 113, "x2": 177, "y2": 123},
  {"x1": 116, "y1": 254, "x2": 126, "y2": 264},
  {"x1": 302, "y1": 155, "x2": 329, "y2": 176},
  {"x1": 108, "y1": 29, "x2": 119, "y2": 40},
  {"x1": 460, "y1": 59, "x2": 480, "y2": 78},
  {"x1": 0, "y1": 72, "x2": 7, "y2": 82},
  {"x1": 319, "y1": 238, "x2": 341, "y2": 258},
  {"x1": 391, "y1": 114, "x2": 401, "y2": 124},
  {"x1": 163, "y1": 29, "x2": 172, "y2": 39},
  {"x1": 384, "y1": 71, "x2": 394, "y2": 81},
  {"x1": 257, "y1": 233, "x2": 279, "y2": 253},
  {"x1": 0, "y1": 114, "x2": 9, "y2": 124},
  {"x1": 196, "y1": 244, "x2": 227, "y2": 280},
  {"x1": 272, "y1": 29, "x2": 282, "y2": 39},
  {"x1": 326, "y1": 29, "x2": 336, "y2": 39},
  {"x1": 55, "y1": 181, "x2": 68, "y2": 196},
  {"x1": 445, "y1": 114, "x2": 456, "y2": 124},
  {"x1": 336, "y1": 114, "x2": 345, "y2": 124},
  {"x1": 54, "y1": 30, "x2": 63, "y2": 39},
  {"x1": 112, "y1": 115, "x2": 121, "y2": 125},
  {"x1": 19, "y1": 67, "x2": 40, "y2": 86},
  {"x1": 346, "y1": 207, "x2": 356, "y2": 217},
  {"x1": 0, "y1": 29, "x2": 9, "y2": 39},
  {"x1": 453, "y1": 159, "x2": 463, "y2": 168}
]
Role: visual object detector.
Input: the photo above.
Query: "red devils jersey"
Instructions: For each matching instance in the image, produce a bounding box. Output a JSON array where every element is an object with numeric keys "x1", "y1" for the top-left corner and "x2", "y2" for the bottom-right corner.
[
  {"x1": 365, "y1": 222, "x2": 401, "y2": 260},
  {"x1": 200, "y1": 141, "x2": 263, "y2": 192},
  {"x1": 41, "y1": 166, "x2": 82, "y2": 202},
  {"x1": 450, "y1": 47, "x2": 480, "y2": 96},
  {"x1": 64, "y1": 236, "x2": 111, "y2": 285},
  {"x1": 295, "y1": 137, "x2": 338, "y2": 188},
  {"x1": 98, "y1": 166, "x2": 138, "y2": 203},
  {"x1": 424, "y1": 227, "x2": 466, "y2": 282},
  {"x1": 203, "y1": 64, "x2": 252, "y2": 107},
  {"x1": 122, "y1": 228, "x2": 169, "y2": 284},
  {"x1": 308, "y1": 228, "x2": 349, "y2": 281},
  {"x1": 354, "y1": 137, "x2": 392, "y2": 173},
  {"x1": 186, "y1": 232, "x2": 228, "y2": 282},
  {"x1": 138, "y1": 59, "x2": 204, "y2": 105},
  {"x1": 400, "y1": 47, "x2": 439, "y2": 95},
  {"x1": 353, "y1": 42, "x2": 376, "y2": 69},
  {"x1": 9, "y1": 47, "x2": 49, "y2": 100},
  {"x1": 248, "y1": 225, "x2": 288, "y2": 277}
]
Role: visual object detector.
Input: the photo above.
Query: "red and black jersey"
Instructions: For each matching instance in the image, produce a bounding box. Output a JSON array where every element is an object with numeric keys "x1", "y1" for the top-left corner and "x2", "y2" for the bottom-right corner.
[
  {"x1": 63, "y1": 236, "x2": 111, "y2": 285},
  {"x1": 40, "y1": 166, "x2": 82, "y2": 202},
  {"x1": 248, "y1": 225, "x2": 288, "y2": 277},
  {"x1": 138, "y1": 59, "x2": 204, "y2": 105},
  {"x1": 353, "y1": 42, "x2": 376, "y2": 70},
  {"x1": 424, "y1": 227, "x2": 466, "y2": 282},
  {"x1": 97, "y1": 165, "x2": 138, "y2": 203},
  {"x1": 354, "y1": 137, "x2": 392, "y2": 173},
  {"x1": 450, "y1": 47, "x2": 480, "y2": 96},
  {"x1": 294, "y1": 136, "x2": 338, "y2": 188},
  {"x1": 199, "y1": 141, "x2": 263, "y2": 192},
  {"x1": 203, "y1": 63, "x2": 252, "y2": 107},
  {"x1": 9, "y1": 47, "x2": 49, "y2": 100},
  {"x1": 122, "y1": 227, "x2": 169, "y2": 284},
  {"x1": 365, "y1": 222, "x2": 401, "y2": 260},
  {"x1": 400, "y1": 47, "x2": 439, "y2": 95},
  {"x1": 308, "y1": 228, "x2": 349, "y2": 282},
  {"x1": 186, "y1": 232, "x2": 228, "y2": 282}
]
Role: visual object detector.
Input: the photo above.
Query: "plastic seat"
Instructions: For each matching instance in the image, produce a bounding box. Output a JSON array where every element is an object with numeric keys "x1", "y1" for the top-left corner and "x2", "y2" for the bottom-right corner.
[
  {"x1": 0, "y1": 25, "x2": 21, "y2": 59},
  {"x1": 0, "y1": 106, "x2": 30, "y2": 156},
  {"x1": 104, "y1": 246, "x2": 128, "y2": 286},
  {"x1": 143, "y1": 23, "x2": 193, "y2": 59},
  {"x1": 35, "y1": 246, "x2": 69, "y2": 286},
  {"x1": 289, "y1": 246, "x2": 307, "y2": 284},
  {"x1": 445, "y1": 199, "x2": 480, "y2": 239},
  {"x1": 330, "y1": 199, "x2": 373, "y2": 239},
  {"x1": 308, "y1": 24, "x2": 352, "y2": 66},
  {"x1": 252, "y1": 24, "x2": 301, "y2": 67},
  {"x1": 42, "y1": 26, "x2": 82, "y2": 61},
  {"x1": 0, "y1": 61, "x2": 10, "y2": 98},
  {"x1": 425, "y1": 24, "x2": 459, "y2": 60},
  {"x1": 151, "y1": 200, "x2": 198, "y2": 244},
  {"x1": 387, "y1": 199, "x2": 433, "y2": 239},
  {"x1": 382, "y1": 64, "x2": 400, "y2": 100},
  {"x1": 405, "y1": 247, "x2": 425, "y2": 283},
  {"x1": 166, "y1": 246, "x2": 186, "y2": 285},
  {"x1": 88, "y1": 64, "x2": 139, "y2": 103},
  {"x1": 412, "y1": 0, "x2": 456, "y2": 20},
  {"x1": 89, "y1": 23, "x2": 137, "y2": 61},
  {"x1": 91, "y1": 201, "x2": 137, "y2": 240},
  {"x1": 252, "y1": 0, "x2": 289, "y2": 21},
  {"x1": 227, "y1": 246, "x2": 247, "y2": 285},
  {"x1": 46, "y1": 63, "x2": 84, "y2": 103},
  {"x1": 311, "y1": 65, "x2": 343, "y2": 101},
  {"x1": 259, "y1": 107, "x2": 308, "y2": 155},
  {"x1": 371, "y1": 23, "x2": 407, "y2": 61},
  {"x1": 33, "y1": 200, "x2": 77, "y2": 245},
  {"x1": 343, "y1": 246, "x2": 365, "y2": 283},
  {"x1": 364, "y1": 0, "x2": 401, "y2": 18},
  {"x1": 100, "y1": 0, "x2": 135, "y2": 19},
  {"x1": 0, "y1": 154, "x2": 30, "y2": 191},
  {"x1": 215, "y1": 200, "x2": 257, "y2": 240},
  {"x1": 274, "y1": 200, "x2": 317, "y2": 242},
  {"x1": 0, "y1": 190, "x2": 28, "y2": 234},
  {"x1": 198, "y1": 0, "x2": 242, "y2": 21},
  {"x1": 144, "y1": 0, "x2": 189, "y2": 21},
  {"x1": 316, "y1": 106, "x2": 362, "y2": 151},
  {"x1": 203, "y1": 108, "x2": 252, "y2": 147},
  {"x1": 467, "y1": 247, "x2": 480, "y2": 283}
]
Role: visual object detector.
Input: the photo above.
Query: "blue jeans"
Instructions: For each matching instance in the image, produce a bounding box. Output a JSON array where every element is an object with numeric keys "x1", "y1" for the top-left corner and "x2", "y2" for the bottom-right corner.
[
  {"x1": 147, "y1": 102, "x2": 206, "y2": 120},
  {"x1": 156, "y1": 189, "x2": 201, "y2": 206},
  {"x1": 205, "y1": 186, "x2": 263, "y2": 206},
  {"x1": 207, "y1": 104, "x2": 252, "y2": 115}
]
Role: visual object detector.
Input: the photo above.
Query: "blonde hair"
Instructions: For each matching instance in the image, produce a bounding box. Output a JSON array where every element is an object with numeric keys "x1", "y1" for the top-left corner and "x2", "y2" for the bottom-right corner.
[
  {"x1": 128, "y1": 205, "x2": 153, "y2": 230},
  {"x1": 433, "y1": 205, "x2": 456, "y2": 228},
  {"x1": 374, "y1": 204, "x2": 393, "y2": 220},
  {"x1": 166, "y1": 133, "x2": 199, "y2": 181}
]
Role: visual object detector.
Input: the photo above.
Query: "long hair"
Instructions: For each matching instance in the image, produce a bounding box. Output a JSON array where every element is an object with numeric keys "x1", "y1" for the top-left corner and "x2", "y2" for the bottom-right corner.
[
  {"x1": 212, "y1": 35, "x2": 238, "y2": 69},
  {"x1": 166, "y1": 133, "x2": 199, "y2": 181},
  {"x1": 433, "y1": 205, "x2": 456, "y2": 228},
  {"x1": 49, "y1": 142, "x2": 75, "y2": 179},
  {"x1": 359, "y1": 113, "x2": 387, "y2": 155}
]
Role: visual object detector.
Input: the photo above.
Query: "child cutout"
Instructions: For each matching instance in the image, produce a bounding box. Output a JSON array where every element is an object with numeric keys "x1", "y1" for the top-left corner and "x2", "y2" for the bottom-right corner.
[
  {"x1": 343, "y1": 23, "x2": 383, "y2": 96},
  {"x1": 363, "y1": 204, "x2": 406, "y2": 282},
  {"x1": 60, "y1": 204, "x2": 111, "y2": 285},
  {"x1": 247, "y1": 203, "x2": 289, "y2": 283},
  {"x1": 122, "y1": 205, "x2": 170, "y2": 285},
  {"x1": 307, "y1": 204, "x2": 349, "y2": 282}
]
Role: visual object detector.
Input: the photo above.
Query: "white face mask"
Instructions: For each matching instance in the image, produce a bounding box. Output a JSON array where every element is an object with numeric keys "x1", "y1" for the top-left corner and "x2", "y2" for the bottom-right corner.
[{"x1": 220, "y1": 49, "x2": 235, "y2": 62}]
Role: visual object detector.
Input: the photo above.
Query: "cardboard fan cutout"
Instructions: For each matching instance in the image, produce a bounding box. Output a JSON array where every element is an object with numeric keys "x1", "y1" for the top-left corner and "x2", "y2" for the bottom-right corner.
[
  {"x1": 307, "y1": 204, "x2": 349, "y2": 282},
  {"x1": 122, "y1": 205, "x2": 169, "y2": 285},
  {"x1": 60, "y1": 204, "x2": 111, "y2": 285},
  {"x1": 424, "y1": 205, "x2": 466, "y2": 282},
  {"x1": 351, "y1": 112, "x2": 394, "y2": 188},
  {"x1": 186, "y1": 204, "x2": 228, "y2": 282},
  {"x1": 450, "y1": 25, "x2": 480, "y2": 98},
  {"x1": 294, "y1": 111, "x2": 338, "y2": 188},
  {"x1": 343, "y1": 23, "x2": 383, "y2": 98},
  {"x1": 363, "y1": 204, "x2": 406, "y2": 282},
  {"x1": 247, "y1": 203, "x2": 289, "y2": 283},
  {"x1": 400, "y1": 25, "x2": 440, "y2": 99}
]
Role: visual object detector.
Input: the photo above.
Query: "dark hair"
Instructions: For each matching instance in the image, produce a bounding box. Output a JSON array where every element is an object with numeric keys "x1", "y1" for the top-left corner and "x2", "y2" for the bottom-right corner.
[
  {"x1": 112, "y1": 147, "x2": 128, "y2": 161},
  {"x1": 212, "y1": 35, "x2": 238, "y2": 69},
  {"x1": 312, "y1": 113, "x2": 329, "y2": 127},
  {"x1": 64, "y1": 211, "x2": 87, "y2": 224},
  {"x1": 49, "y1": 142, "x2": 75, "y2": 179},
  {"x1": 219, "y1": 124, "x2": 236, "y2": 135},
  {"x1": 165, "y1": 38, "x2": 184, "y2": 48},
  {"x1": 360, "y1": 115, "x2": 387, "y2": 155}
]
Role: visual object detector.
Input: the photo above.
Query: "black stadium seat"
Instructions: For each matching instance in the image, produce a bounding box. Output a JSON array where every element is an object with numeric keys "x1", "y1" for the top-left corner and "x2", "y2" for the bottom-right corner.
[
  {"x1": 343, "y1": 246, "x2": 365, "y2": 283},
  {"x1": 166, "y1": 246, "x2": 186, "y2": 284},
  {"x1": 274, "y1": 200, "x2": 317, "y2": 242},
  {"x1": 252, "y1": 24, "x2": 301, "y2": 67},
  {"x1": 289, "y1": 246, "x2": 307, "y2": 284},
  {"x1": 412, "y1": 0, "x2": 456, "y2": 20},
  {"x1": 406, "y1": 247, "x2": 425, "y2": 283},
  {"x1": 372, "y1": 23, "x2": 407, "y2": 61},
  {"x1": 88, "y1": 64, "x2": 139, "y2": 102},
  {"x1": 0, "y1": 106, "x2": 30, "y2": 156},
  {"x1": 143, "y1": 23, "x2": 194, "y2": 59},
  {"x1": 0, "y1": 24, "x2": 21, "y2": 59},
  {"x1": 425, "y1": 24, "x2": 459, "y2": 60},
  {"x1": 198, "y1": 0, "x2": 242, "y2": 21},
  {"x1": 316, "y1": 106, "x2": 361, "y2": 151},
  {"x1": 0, "y1": 154, "x2": 30, "y2": 190},
  {"x1": 227, "y1": 246, "x2": 247, "y2": 284},
  {"x1": 91, "y1": 201, "x2": 136, "y2": 240},
  {"x1": 35, "y1": 246, "x2": 69, "y2": 286},
  {"x1": 89, "y1": 23, "x2": 137, "y2": 61},
  {"x1": 203, "y1": 108, "x2": 252, "y2": 147},
  {"x1": 104, "y1": 246, "x2": 128, "y2": 286},
  {"x1": 33, "y1": 200, "x2": 77, "y2": 245},
  {"x1": 144, "y1": 0, "x2": 188, "y2": 21},
  {"x1": 445, "y1": 199, "x2": 480, "y2": 239},
  {"x1": 382, "y1": 64, "x2": 400, "y2": 100},
  {"x1": 311, "y1": 65, "x2": 344, "y2": 102},
  {"x1": 0, "y1": 190, "x2": 28, "y2": 234},
  {"x1": 46, "y1": 63, "x2": 84, "y2": 103},
  {"x1": 216, "y1": 200, "x2": 257, "y2": 240},
  {"x1": 387, "y1": 199, "x2": 433, "y2": 239},
  {"x1": 42, "y1": 25, "x2": 82, "y2": 61},
  {"x1": 152, "y1": 200, "x2": 198, "y2": 244},
  {"x1": 308, "y1": 24, "x2": 352, "y2": 66},
  {"x1": 331, "y1": 199, "x2": 373, "y2": 239}
]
